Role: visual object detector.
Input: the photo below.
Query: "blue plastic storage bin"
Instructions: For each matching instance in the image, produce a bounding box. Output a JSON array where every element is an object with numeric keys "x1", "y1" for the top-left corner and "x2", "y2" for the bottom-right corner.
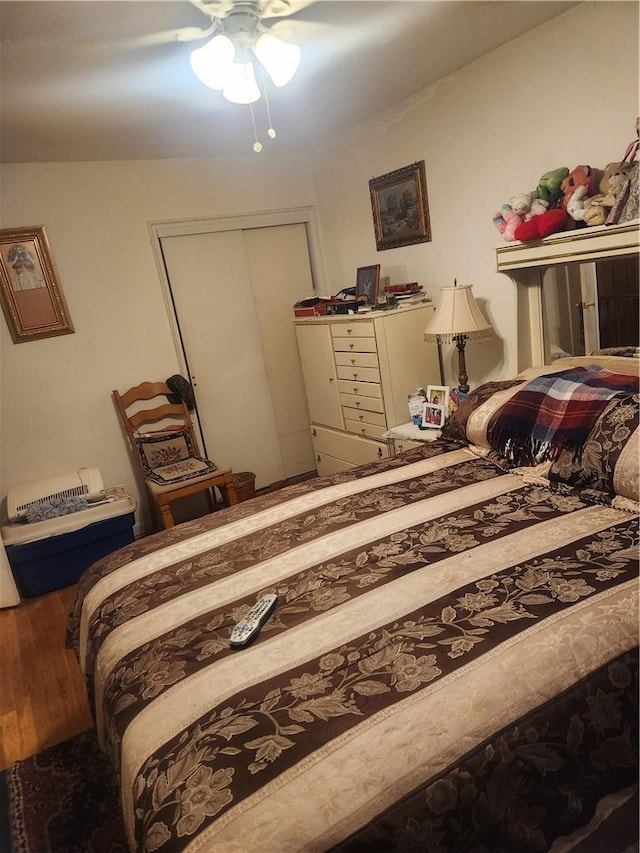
[{"x1": 2, "y1": 497, "x2": 136, "y2": 598}]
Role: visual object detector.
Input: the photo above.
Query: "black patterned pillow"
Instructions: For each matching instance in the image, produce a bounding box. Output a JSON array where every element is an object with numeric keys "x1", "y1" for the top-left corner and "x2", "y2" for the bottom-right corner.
[
  {"x1": 441, "y1": 380, "x2": 523, "y2": 442},
  {"x1": 135, "y1": 430, "x2": 217, "y2": 485},
  {"x1": 548, "y1": 393, "x2": 639, "y2": 502}
]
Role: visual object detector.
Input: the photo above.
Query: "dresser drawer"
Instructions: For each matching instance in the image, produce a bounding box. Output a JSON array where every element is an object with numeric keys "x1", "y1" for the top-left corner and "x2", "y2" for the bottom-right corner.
[
  {"x1": 337, "y1": 379, "x2": 382, "y2": 400},
  {"x1": 332, "y1": 336, "x2": 378, "y2": 354},
  {"x1": 342, "y1": 406, "x2": 387, "y2": 427},
  {"x1": 330, "y1": 321, "x2": 375, "y2": 339},
  {"x1": 310, "y1": 424, "x2": 389, "y2": 466},
  {"x1": 392, "y1": 438, "x2": 426, "y2": 453},
  {"x1": 339, "y1": 393, "x2": 385, "y2": 414},
  {"x1": 314, "y1": 453, "x2": 356, "y2": 476},
  {"x1": 344, "y1": 419, "x2": 388, "y2": 440},
  {"x1": 334, "y1": 351, "x2": 379, "y2": 369},
  {"x1": 336, "y1": 365, "x2": 381, "y2": 383}
]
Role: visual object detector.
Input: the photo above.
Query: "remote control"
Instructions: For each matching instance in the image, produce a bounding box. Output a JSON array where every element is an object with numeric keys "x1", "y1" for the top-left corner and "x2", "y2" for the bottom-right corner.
[{"x1": 229, "y1": 594, "x2": 278, "y2": 649}]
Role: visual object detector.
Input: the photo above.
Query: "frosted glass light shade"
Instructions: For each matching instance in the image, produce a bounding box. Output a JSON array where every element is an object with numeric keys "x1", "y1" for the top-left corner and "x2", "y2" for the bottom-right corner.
[
  {"x1": 254, "y1": 32, "x2": 301, "y2": 86},
  {"x1": 190, "y1": 34, "x2": 235, "y2": 90},
  {"x1": 223, "y1": 61, "x2": 261, "y2": 104},
  {"x1": 424, "y1": 284, "x2": 493, "y2": 343}
]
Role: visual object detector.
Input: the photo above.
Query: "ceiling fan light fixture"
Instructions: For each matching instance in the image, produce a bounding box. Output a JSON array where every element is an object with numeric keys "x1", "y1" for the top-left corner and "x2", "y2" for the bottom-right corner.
[
  {"x1": 254, "y1": 32, "x2": 301, "y2": 87},
  {"x1": 189, "y1": 34, "x2": 235, "y2": 90},
  {"x1": 222, "y1": 61, "x2": 261, "y2": 104}
]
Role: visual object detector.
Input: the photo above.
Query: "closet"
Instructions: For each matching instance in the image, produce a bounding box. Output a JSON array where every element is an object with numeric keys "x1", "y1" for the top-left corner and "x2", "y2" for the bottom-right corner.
[{"x1": 157, "y1": 219, "x2": 317, "y2": 490}]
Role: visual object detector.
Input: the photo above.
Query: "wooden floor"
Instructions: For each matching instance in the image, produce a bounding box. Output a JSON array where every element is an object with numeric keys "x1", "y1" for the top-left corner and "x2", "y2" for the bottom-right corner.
[
  {"x1": 0, "y1": 584, "x2": 93, "y2": 770},
  {"x1": 0, "y1": 474, "x2": 318, "y2": 772}
]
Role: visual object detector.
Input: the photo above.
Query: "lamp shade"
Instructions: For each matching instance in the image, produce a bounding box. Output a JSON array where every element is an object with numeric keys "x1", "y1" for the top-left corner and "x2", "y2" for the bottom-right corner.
[
  {"x1": 254, "y1": 33, "x2": 301, "y2": 87},
  {"x1": 190, "y1": 34, "x2": 235, "y2": 91},
  {"x1": 222, "y1": 61, "x2": 261, "y2": 104},
  {"x1": 424, "y1": 283, "x2": 493, "y2": 343}
]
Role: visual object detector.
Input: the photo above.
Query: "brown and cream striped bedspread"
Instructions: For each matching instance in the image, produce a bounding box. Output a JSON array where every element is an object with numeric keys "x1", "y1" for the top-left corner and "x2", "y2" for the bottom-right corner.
[{"x1": 68, "y1": 439, "x2": 639, "y2": 852}]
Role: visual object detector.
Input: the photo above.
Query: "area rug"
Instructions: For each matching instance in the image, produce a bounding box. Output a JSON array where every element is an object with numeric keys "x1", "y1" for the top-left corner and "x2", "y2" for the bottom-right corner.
[{"x1": 0, "y1": 728, "x2": 127, "y2": 853}]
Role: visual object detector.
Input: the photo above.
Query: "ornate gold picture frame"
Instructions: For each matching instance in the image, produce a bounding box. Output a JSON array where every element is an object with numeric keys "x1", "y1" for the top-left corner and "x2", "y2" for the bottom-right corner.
[
  {"x1": 369, "y1": 160, "x2": 431, "y2": 251},
  {"x1": 0, "y1": 226, "x2": 74, "y2": 343}
]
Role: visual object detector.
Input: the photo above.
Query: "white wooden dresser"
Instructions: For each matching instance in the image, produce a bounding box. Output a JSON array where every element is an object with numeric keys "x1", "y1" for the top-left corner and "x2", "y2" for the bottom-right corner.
[{"x1": 294, "y1": 304, "x2": 440, "y2": 474}]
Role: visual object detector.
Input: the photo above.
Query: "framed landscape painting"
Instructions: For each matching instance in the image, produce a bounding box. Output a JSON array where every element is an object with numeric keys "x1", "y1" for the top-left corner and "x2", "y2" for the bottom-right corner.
[
  {"x1": 369, "y1": 161, "x2": 431, "y2": 251},
  {"x1": 0, "y1": 226, "x2": 74, "y2": 343}
]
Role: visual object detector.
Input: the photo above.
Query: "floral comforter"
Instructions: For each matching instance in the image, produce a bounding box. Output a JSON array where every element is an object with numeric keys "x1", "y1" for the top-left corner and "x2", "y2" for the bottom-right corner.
[{"x1": 68, "y1": 439, "x2": 639, "y2": 852}]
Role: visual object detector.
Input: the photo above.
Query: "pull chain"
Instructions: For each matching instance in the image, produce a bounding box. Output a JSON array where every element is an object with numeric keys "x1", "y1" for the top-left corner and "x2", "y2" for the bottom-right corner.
[{"x1": 249, "y1": 101, "x2": 262, "y2": 153}]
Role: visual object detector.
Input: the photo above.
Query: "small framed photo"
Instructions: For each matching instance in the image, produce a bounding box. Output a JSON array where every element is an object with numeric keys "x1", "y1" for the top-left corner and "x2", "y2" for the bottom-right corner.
[
  {"x1": 0, "y1": 226, "x2": 74, "y2": 343},
  {"x1": 355, "y1": 264, "x2": 380, "y2": 305},
  {"x1": 422, "y1": 402, "x2": 445, "y2": 429},
  {"x1": 427, "y1": 384, "x2": 449, "y2": 413}
]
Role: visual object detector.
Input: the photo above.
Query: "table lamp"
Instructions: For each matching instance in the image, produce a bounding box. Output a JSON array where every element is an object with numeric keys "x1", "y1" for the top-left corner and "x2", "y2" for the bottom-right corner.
[{"x1": 423, "y1": 281, "x2": 493, "y2": 393}]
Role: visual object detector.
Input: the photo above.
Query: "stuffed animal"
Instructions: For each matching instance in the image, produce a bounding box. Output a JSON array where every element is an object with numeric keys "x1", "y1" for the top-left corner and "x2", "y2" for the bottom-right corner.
[
  {"x1": 509, "y1": 192, "x2": 534, "y2": 217},
  {"x1": 536, "y1": 167, "x2": 569, "y2": 206},
  {"x1": 526, "y1": 198, "x2": 549, "y2": 220},
  {"x1": 508, "y1": 192, "x2": 550, "y2": 222},
  {"x1": 566, "y1": 185, "x2": 589, "y2": 222},
  {"x1": 583, "y1": 161, "x2": 634, "y2": 226},
  {"x1": 513, "y1": 207, "x2": 568, "y2": 242},
  {"x1": 560, "y1": 165, "x2": 601, "y2": 210},
  {"x1": 493, "y1": 204, "x2": 523, "y2": 241}
]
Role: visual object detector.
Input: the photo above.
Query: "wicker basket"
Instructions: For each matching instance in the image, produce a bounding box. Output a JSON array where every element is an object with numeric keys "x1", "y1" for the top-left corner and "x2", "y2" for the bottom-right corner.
[{"x1": 233, "y1": 471, "x2": 256, "y2": 502}]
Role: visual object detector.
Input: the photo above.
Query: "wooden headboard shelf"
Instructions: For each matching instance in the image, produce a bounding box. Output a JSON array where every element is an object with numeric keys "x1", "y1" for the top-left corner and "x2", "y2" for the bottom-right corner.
[{"x1": 496, "y1": 220, "x2": 640, "y2": 370}]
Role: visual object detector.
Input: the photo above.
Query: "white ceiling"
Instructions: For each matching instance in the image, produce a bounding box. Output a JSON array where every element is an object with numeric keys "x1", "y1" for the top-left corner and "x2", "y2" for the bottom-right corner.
[{"x1": 0, "y1": 0, "x2": 577, "y2": 163}]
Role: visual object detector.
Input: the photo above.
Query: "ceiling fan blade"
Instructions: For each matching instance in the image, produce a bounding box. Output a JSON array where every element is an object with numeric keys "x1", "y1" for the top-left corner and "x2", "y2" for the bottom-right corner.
[{"x1": 121, "y1": 24, "x2": 216, "y2": 49}]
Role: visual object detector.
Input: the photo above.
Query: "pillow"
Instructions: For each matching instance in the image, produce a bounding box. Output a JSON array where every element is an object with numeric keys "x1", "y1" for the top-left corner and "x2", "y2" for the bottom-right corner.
[
  {"x1": 441, "y1": 380, "x2": 523, "y2": 442},
  {"x1": 548, "y1": 392, "x2": 639, "y2": 502},
  {"x1": 135, "y1": 430, "x2": 218, "y2": 485}
]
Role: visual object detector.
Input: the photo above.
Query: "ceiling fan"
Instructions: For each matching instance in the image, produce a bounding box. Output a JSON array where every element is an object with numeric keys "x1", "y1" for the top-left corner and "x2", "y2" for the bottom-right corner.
[
  {"x1": 129, "y1": 1, "x2": 317, "y2": 50},
  {"x1": 181, "y1": 1, "x2": 316, "y2": 149}
]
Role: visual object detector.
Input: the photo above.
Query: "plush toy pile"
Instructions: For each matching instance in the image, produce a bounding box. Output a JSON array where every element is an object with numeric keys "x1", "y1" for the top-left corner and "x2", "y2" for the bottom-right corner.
[{"x1": 493, "y1": 121, "x2": 639, "y2": 243}]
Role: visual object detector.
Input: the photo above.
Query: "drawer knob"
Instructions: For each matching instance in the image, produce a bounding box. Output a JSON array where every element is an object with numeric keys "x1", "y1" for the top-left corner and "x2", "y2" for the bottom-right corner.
[
  {"x1": 351, "y1": 358, "x2": 356, "y2": 364},
  {"x1": 312, "y1": 428, "x2": 317, "y2": 437},
  {"x1": 355, "y1": 401, "x2": 361, "y2": 407},
  {"x1": 347, "y1": 328, "x2": 353, "y2": 335},
  {"x1": 377, "y1": 448, "x2": 383, "y2": 458},
  {"x1": 353, "y1": 387, "x2": 358, "y2": 394},
  {"x1": 353, "y1": 373, "x2": 359, "y2": 379},
  {"x1": 360, "y1": 427, "x2": 366, "y2": 434},
  {"x1": 349, "y1": 343, "x2": 354, "y2": 350},
  {"x1": 358, "y1": 414, "x2": 364, "y2": 420}
]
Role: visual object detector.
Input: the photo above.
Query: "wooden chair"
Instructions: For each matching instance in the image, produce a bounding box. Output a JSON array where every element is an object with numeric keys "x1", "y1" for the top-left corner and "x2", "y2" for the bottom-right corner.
[{"x1": 112, "y1": 381, "x2": 237, "y2": 530}]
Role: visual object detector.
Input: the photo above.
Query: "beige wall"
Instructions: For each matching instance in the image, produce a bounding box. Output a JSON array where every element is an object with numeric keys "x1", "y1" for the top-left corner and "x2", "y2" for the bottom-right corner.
[
  {"x1": 1, "y1": 1, "x2": 638, "y2": 531},
  {"x1": 311, "y1": 1, "x2": 639, "y2": 385},
  {"x1": 0, "y1": 156, "x2": 316, "y2": 528}
]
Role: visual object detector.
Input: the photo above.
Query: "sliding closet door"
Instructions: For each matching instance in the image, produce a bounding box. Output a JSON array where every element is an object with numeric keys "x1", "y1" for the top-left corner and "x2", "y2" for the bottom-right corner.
[
  {"x1": 242, "y1": 225, "x2": 315, "y2": 479},
  {"x1": 161, "y1": 224, "x2": 314, "y2": 489}
]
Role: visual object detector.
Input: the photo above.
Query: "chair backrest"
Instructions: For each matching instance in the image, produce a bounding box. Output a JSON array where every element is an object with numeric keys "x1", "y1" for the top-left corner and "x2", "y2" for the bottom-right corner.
[{"x1": 112, "y1": 381, "x2": 203, "y2": 456}]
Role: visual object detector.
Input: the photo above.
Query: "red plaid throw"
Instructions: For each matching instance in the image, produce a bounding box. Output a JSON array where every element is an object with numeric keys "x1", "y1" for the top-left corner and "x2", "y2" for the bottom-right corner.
[{"x1": 487, "y1": 366, "x2": 639, "y2": 465}]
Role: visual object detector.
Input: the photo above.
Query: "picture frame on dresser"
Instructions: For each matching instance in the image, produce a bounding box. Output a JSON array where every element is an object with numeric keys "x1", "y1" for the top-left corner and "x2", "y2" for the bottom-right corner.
[
  {"x1": 427, "y1": 384, "x2": 449, "y2": 413},
  {"x1": 422, "y1": 402, "x2": 446, "y2": 428},
  {"x1": 355, "y1": 264, "x2": 380, "y2": 305},
  {"x1": 0, "y1": 225, "x2": 74, "y2": 343}
]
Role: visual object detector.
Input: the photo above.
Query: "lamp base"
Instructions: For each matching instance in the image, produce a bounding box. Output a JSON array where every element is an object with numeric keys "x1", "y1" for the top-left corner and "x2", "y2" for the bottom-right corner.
[{"x1": 455, "y1": 335, "x2": 469, "y2": 394}]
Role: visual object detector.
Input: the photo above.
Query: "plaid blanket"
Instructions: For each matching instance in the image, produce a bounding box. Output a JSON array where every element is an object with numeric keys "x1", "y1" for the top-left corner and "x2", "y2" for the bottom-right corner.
[{"x1": 487, "y1": 366, "x2": 639, "y2": 465}]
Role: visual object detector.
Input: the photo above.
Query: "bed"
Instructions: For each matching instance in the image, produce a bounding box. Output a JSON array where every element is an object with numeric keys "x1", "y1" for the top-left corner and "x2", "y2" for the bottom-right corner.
[{"x1": 68, "y1": 356, "x2": 639, "y2": 853}]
